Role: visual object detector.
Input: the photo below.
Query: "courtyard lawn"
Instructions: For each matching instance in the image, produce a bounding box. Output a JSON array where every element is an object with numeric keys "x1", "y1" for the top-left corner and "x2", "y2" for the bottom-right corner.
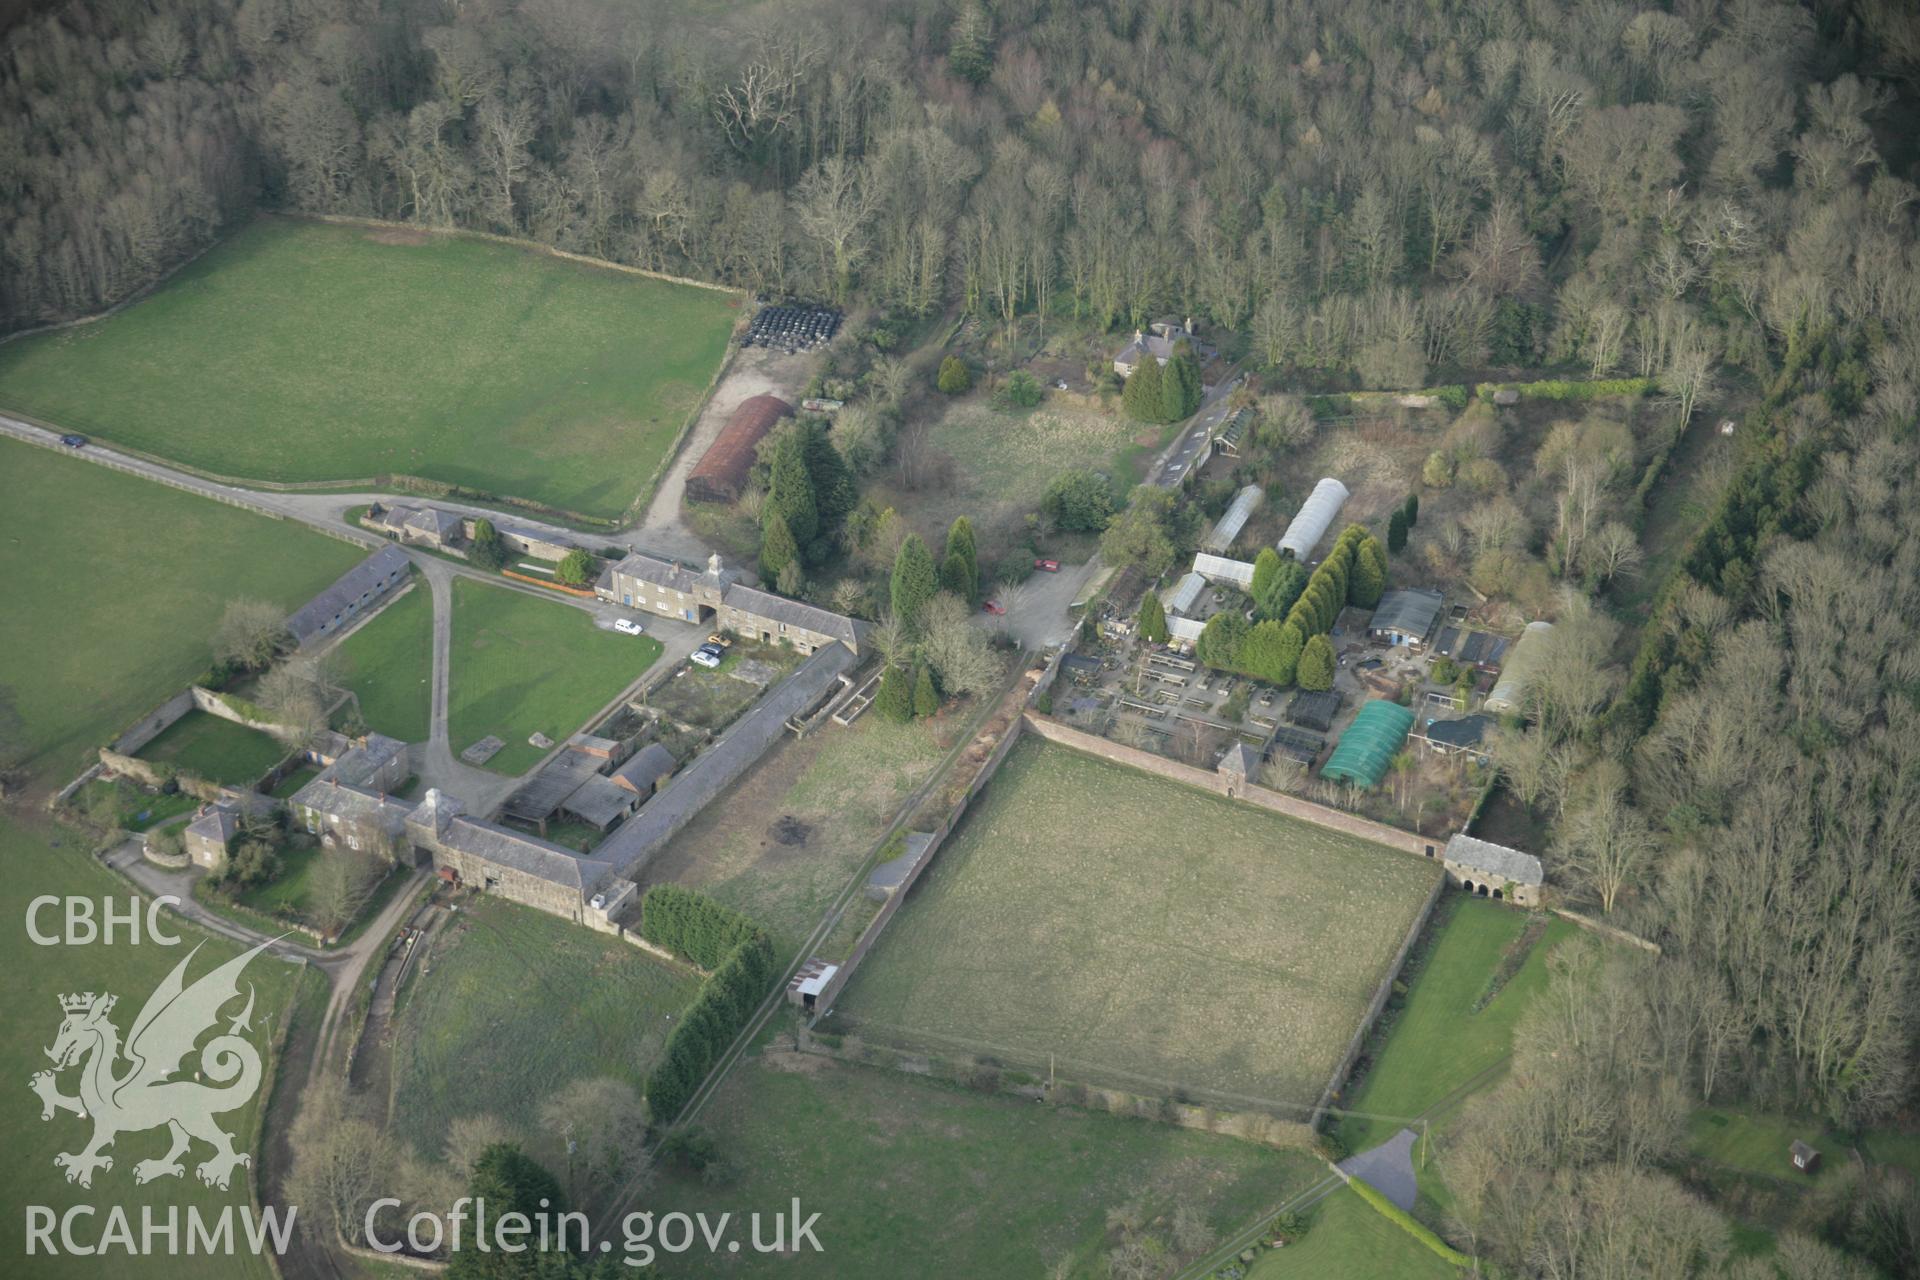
[
  {"x1": 448, "y1": 579, "x2": 661, "y2": 775},
  {"x1": 831, "y1": 736, "x2": 1440, "y2": 1106},
  {"x1": 135, "y1": 708, "x2": 289, "y2": 787},
  {"x1": 645, "y1": 1049, "x2": 1324, "y2": 1279},
  {"x1": 1334, "y1": 899, "x2": 1576, "y2": 1155},
  {"x1": 0, "y1": 436, "x2": 366, "y2": 794},
  {"x1": 640, "y1": 715, "x2": 948, "y2": 961},
  {"x1": 0, "y1": 813, "x2": 301, "y2": 1279},
  {"x1": 1247, "y1": 1185, "x2": 1461, "y2": 1280},
  {"x1": 332, "y1": 583, "x2": 433, "y2": 741},
  {"x1": 0, "y1": 218, "x2": 740, "y2": 520},
  {"x1": 388, "y1": 894, "x2": 702, "y2": 1162}
]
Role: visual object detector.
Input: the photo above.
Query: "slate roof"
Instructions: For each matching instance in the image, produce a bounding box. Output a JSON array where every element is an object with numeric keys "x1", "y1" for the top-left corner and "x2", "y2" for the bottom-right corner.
[
  {"x1": 1061, "y1": 653, "x2": 1102, "y2": 674},
  {"x1": 1443, "y1": 833, "x2": 1544, "y2": 886},
  {"x1": 328, "y1": 733, "x2": 407, "y2": 789},
  {"x1": 1368, "y1": 588, "x2": 1445, "y2": 640},
  {"x1": 440, "y1": 815, "x2": 617, "y2": 893},
  {"x1": 724, "y1": 581, "x2": 860, "y2": 647},
  {"x1": 1217, "y1": 742, "x2": 1259, "y2": 777},
  {"x1": 291, "y1": 778, "x2": 410, "y2": 834},
  {"x1": 288, "y1": 545, "x2": 410, "y2": 642},
  {"x1": 186, "y1": 804, "x2": 240, "y2": 847},
  {"x1": 1286, "y1": 689, "x2": 1342, "y2": 732},
  {"x1": 609, "y1": 743, "x2": 677, "y2": 794},
  {"x1": 609, "y1": 552, "x2": 715, "y2": 595},
  {"x1": 560, "y1": 775, "x2": 636, "y2": 828},
  {"x1": 404, "y1": 507, "x2": 463, "y2": 541}
]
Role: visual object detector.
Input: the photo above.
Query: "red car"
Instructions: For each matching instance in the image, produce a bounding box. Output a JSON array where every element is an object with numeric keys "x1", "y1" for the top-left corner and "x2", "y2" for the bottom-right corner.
[
  {"x1": 982, "y1": 600, "x2": 1007, "y2": 615},
  {"x1": 1034, "y1": 558, "x2": 1061, "y2": 572}
]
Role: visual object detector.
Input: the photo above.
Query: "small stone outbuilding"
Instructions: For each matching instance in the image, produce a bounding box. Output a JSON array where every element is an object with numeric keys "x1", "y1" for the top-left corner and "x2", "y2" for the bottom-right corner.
[{"x1": 1442, "y1": 833, "x2": 1543, "y2": 907}]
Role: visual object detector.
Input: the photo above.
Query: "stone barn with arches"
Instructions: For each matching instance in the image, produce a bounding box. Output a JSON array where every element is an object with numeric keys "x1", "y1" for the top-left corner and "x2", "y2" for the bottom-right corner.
[{"x1": 1442, "y1": 833, "x2": 1543, "y2": 907}]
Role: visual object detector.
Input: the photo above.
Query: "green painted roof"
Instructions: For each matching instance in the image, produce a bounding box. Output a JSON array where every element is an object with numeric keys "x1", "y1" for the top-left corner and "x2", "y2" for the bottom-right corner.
[{"x1": 1321, "y1": 699, "x2": 1415, "y2": 789}]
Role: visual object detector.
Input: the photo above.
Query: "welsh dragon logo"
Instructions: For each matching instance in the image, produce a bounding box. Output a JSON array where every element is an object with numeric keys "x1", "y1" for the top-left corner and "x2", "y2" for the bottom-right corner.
[{"x1": 30, "y1": 938, "x2": 274, "y2": 1191}]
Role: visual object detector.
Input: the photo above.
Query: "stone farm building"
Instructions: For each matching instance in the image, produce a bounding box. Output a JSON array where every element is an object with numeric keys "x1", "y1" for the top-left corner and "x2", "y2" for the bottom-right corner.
[
  {"x1": 287, "y1": 545, "x2": 410, "y2": 646},
  {"x1": 685, "y1": 395, "x2": 795, "y2": 504},
  {"x1": 361, "y1": 502, "x2": 577, "y2": 562},
  {"x1": 1442, "y1": 833, "x2": 1543, "y2": 906},
  {"x1": 1113, "y1": 317, "x2": 1200, "y2": 377},
  {"x1": 182, "y1": 802, "x2": 242, "y2": 870},
  {"x1": 598, "y1": 551, "x2": 861, "y2": 655}
]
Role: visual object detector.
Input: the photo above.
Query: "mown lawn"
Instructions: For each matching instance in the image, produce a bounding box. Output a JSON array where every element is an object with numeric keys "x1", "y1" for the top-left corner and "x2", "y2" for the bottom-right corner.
[
  {"x1": 1247, "y1": 1186, "x2": 1460, "y2": 1280},
  {"x1": 832, "y1": 736, "x2": 1440, "y2": 1105},
  {"x1": 448, "y1": 579, "x2": 661, "y2": 774},
  {"x1": 332, "y1": 583, "x2": 433, "y2": 741},
  {"x1": 0, "y1": 436, "x2": 365, "y2": 794},
  {"x1": 388, "y1": 894, "x2": 702, "y2": 1162},
  {"x1": 0, "y1": 218, "x2": 740, "y2": 519},
  {"x1": 0, "y1": 813, "x2": 302, "y2": 1279},
  {"x1": 1334, "y1": 899, "x2": 1575, "y2": 1155},
  {"x1": 135, "y1": 708, "x2": 289, "y2": 787},
  {"x1": 645, "y1": 1049, "x2": 1323, "y2": 1279}
]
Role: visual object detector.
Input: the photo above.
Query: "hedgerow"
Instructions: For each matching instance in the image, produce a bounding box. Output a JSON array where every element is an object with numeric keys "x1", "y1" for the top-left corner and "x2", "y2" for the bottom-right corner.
[{"x1": 1348, "y1": 1176, "x2": 1470, "y2": 1266}]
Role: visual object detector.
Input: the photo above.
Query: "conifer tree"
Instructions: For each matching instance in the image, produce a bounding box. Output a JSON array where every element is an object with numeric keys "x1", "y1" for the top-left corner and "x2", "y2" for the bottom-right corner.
[
  {"x1": 1137, "y1": 590, "x2": 1169, "y2": 644},
  {"x1": 1297, "y1": 634, "x2": 1336, "y2": 691},
  {"x1": 1122, "y1": 347, "x2": 1165, "y2": 422},
  {"x1": 912, "y1": 666, "x2": 939, "y2": 717},
  {"x1": 890, "y1": 534, "x2": 937, "y2": 637},
  {"x1": 760, "y1": 510, "x2": 799, "y2": 582}
]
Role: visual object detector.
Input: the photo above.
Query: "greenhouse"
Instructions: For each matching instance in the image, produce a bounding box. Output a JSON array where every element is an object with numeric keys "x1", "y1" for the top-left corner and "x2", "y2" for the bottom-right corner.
[
  {"x1": 1485, "y1": 620, "x2": 1554, "y2": 714},
  {"x1": 1320, "y1": 699, "x2": 1415, "y2": 789},
  {"x1": 1278, "y1": 477, "x2": 1350, "y2": 559},
  {"x1": 1201, "y1": 483, "x2": 1265, "y2": 553}
]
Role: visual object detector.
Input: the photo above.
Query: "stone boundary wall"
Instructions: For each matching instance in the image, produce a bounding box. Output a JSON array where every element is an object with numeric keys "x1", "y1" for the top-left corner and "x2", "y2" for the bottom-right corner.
[
  {"x1": 1310, "y1": 873, "x2": 1445, "y2": 1128},
  {"x1": 1553, "y1": 907, "x2": 1661, "y2": 955},
  {"x1": 110, "y1": 688, "x2": 198, "y2": 755},
  {"x1": 1020, "y1": 713, "x2": 1439, "y2": 858},
  {"x1": 805, "y1": 692, "x2": 1032, "y2": 1018},
  {"x1": 795, "y1": 1028, "x2": 1316, "y2": 1152}
]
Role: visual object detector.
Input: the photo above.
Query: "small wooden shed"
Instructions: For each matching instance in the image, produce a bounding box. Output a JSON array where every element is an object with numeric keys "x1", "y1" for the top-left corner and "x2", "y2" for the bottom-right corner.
[{"x1": 1789, "y1": 1140, "x2": 1821, "y2": 1174}]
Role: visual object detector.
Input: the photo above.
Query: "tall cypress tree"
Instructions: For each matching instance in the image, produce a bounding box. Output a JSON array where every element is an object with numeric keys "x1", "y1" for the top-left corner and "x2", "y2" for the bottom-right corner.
[
  {"x1": 760, "y1": 510, "x2": 798, "y2": 583},
  {"x1": 800, "y1": 419, "x2": 857, "y2": 535},
  {"x1": 765, "y1": 432, "x2": 818, "y2": 550},
  {"x1": 1162, "y1": 338, "x2": 1203, "y2": 420},
  {"x1": 890, "y1": 533, "x2": 938, "y2": 636},
  {"x1": 943, "y1": 516, "x2": 978, "y2": 601},
  {"x1": 913, "y1": 666, "x2": 939, "y2": 717},
  {"x1": 1122, "y1": 347, "x2": 1165, "y2": 423},
  {"x1": 1138, "y1": 590, "x2": 1169, "y2": 644}
]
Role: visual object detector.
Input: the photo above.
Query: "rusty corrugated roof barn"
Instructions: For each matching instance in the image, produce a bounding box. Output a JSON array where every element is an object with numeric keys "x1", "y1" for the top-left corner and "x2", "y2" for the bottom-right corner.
[{"x1": 685, "y1": 394, "x2": 794, "y2": 504}]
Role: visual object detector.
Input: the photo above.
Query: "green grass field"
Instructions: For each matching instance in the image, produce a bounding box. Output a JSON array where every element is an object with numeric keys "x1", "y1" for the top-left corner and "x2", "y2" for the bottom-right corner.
[
  {"x1": 641, "y1": 715, "x2": 947, "y2": 960},
  {"x1": 645, "y1": 1049, "x2": 1323, "y2": 1279},
  {"x1": 135, "y1": 709, "x2": 289, "y2": 787},
  {"x1": 1248, "y1": 1186, "x2": 1460, "y2": 1280},
  {"x1": 0, "y1": 813, "x2": 301, "y2": 1279},
  {"x1": 832, "y1": 737, "x2": 1440, "y2": 1104},
  {"x1": 1334, "y1": 899, "x2": 1576, "y2": 1155},
  {"x1": 0, "y1": 437, "x2": 365, "y2": 793},
  {"x1": 331, "y1": 584, "x2": 432, "y2": 741},
  {"x1": 388, "y1": 894, "x2": 702, "y2": 1162},
  {"x1": 448, "y1": 579, "x2": 662, "y2": 774},
  {"x1": 0, "y1": 219, "x2": 740, "y2": 519}
]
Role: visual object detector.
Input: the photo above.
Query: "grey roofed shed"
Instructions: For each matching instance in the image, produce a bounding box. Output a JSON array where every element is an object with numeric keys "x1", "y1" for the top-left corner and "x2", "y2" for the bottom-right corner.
[
  {"x1": 560, "y1": 774, "x2": 637, "y2": 830},
  {"x1": 1421, "y1": 714, "x2": 1492, "y2": 751},
  {"x1": 1202, "y1": 484, "x2": 1265, "y2": 553},
  {"x1": 610, "y1": 742, "x2": 676, "y2": 795},
  {"x1": 1443, "y1": 833, "x2": 1544, "y2": 887},
  {"x1": 287, "y1": 545, "x2": 411, "y2": 644},
  {"x1": 1278, "y1": 477, "x2": 1350, "y2": 559},
  {"x1": 1368, "y1": 588, "x2": 1445, "y2": 644}
]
